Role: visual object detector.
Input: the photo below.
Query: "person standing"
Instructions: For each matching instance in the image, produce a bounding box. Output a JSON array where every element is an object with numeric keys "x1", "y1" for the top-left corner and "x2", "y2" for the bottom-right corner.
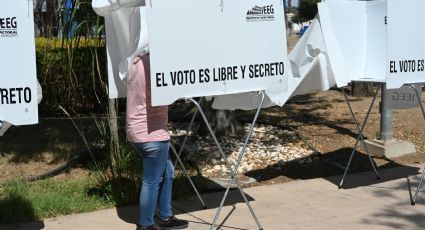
[
  {"x1": 127, "y1": 55, "x2": 189, "y2": 230},
  {"x1": 92, "y1": 1, "x2": 189, "y2": 229}
]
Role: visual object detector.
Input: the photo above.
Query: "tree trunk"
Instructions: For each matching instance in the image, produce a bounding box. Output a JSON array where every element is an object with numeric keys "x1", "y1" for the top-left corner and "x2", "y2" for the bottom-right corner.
[
  {"x1": 197, "y1": 100, "x2": 243, "y2": 138},
  {"x1": 352, "y1": 82, "x2": 375, "y2": 97},
  {"x1": 33, "y1": 0, "x2": 43, "y2": 37},
  {"x1": 108, "y1": 98, "x2": 119, "y2": 167}
]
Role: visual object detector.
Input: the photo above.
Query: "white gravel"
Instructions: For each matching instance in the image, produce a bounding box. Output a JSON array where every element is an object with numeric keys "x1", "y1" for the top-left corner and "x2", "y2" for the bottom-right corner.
[{"x1": 169, "y1": 122, "x2": 318, "y2": 177}]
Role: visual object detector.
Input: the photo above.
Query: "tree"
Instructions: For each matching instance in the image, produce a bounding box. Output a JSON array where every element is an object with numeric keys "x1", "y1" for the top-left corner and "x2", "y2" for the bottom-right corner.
[
  {"x1": 33, "y1": 0, "x2": 66, "y2": 37},
  {"x1": 297, "y1": 0, "x2": 321, "y2": 22},
  {"x1": 352, "y1": 82, "x2": 376, "y2": 97},
  {"x1": 198, "y1": 100, "x2": 243, "y2": 138}
]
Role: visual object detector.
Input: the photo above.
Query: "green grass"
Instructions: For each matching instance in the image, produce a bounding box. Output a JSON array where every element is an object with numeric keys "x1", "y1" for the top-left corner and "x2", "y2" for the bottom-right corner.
[
  {"x1": 0, "y1": 172, "x2": 202, "y2": 225},
  {"x1": 0, "y1": 177, "x2": 114, "y2": 224}
]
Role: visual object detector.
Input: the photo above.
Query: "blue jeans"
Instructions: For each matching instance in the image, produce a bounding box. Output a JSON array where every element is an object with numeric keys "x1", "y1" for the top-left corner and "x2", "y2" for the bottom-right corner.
[{"x1": 131, "y1": 140, "x2": 174, "y2": 226}]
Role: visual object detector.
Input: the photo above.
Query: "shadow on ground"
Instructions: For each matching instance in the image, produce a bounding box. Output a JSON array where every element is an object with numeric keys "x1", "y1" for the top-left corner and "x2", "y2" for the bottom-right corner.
[
  {"x1": 0, "y1": 194, "x2": 45, "y2": 230},
  {"x1": 114, "y1": 176, "x2": 254, "y2": 226},
  {"x1": 0, "y1": 118, "x2": 98, "y2": 163},
  {"x1": 361, "y1": 177, "x2": 425, "y2": 229},
  {"x1": 0, "y1": 221, "x2": 45, "y2": 230},
  {"x1": 246, "y1": 147, "x2": 420, "y2": 189}
]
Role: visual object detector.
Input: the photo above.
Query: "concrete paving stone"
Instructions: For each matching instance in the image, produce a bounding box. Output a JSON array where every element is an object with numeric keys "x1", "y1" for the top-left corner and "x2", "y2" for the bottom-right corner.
[{"x1": 2, "y1": 165, "x2": 425, "y2": 230}]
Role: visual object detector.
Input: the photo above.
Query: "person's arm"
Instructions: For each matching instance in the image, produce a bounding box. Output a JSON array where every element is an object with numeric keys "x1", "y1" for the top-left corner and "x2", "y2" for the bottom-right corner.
[{"x1": 92, "y1": 0, "x2": 146, "y2": 16}]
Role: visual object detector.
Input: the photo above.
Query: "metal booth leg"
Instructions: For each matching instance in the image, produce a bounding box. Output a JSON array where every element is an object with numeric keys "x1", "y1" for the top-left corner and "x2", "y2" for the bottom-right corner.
[
  {"x1": 170, "y1": 97, "x2": 206, "y2": 208},
  {"x1": 170, "y1": 143, "x2": 207, "y2": 209},
  {"x1": 187, "y1": 92, "x2": 265, "y2": 230},
  {"x1": 173, "y1": 97, "x2": 204, "y2": 168},
  {"x1": 339, "y1": 86, "x2": 381, "y2": 189},
  {"x1": 407, "y1": 84, "x2": 425, "y2": 205}
]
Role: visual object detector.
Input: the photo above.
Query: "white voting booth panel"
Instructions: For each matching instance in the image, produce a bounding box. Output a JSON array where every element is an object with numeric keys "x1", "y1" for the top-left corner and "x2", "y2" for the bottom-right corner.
[
  {"x1": 104, "y1": 7, "x2": 149, "y2": 98},
  {"x1": 0, "y1": 0, "x2": 38, "y2": 126},
  {"x1": 316, "y1": 0, "x2": 425, "y2": 189},
  {"x1": 387, "y1": 0, "x2": 425, "y2": 205},
  {"x1": 319, "y1": 0, "x2": 425, "y2": 87},
  {"x1": 148, "y1": 0, "x2": 288, "y2": 106},
  {"x1": 287, "y1": 18, "x2": 335, "y2": 97},
  {"x1": 211, "y1": 16, "x2": 337, "y2": 110},
  {"x1": 92, "y1": 0, "x2": 151, "y2": 98},
  {"x1": 365, "y1": 0, "x2": 387, "y2": 82},
  {"x1": 318, "y1": 0, "x2": 387, "y2": 84},
  {"x1": 147, "y1": 1, "x2": 288, "y2": 228},
  {"x1": 386, "y1": 0, "x2": 425, "y2": 89}
]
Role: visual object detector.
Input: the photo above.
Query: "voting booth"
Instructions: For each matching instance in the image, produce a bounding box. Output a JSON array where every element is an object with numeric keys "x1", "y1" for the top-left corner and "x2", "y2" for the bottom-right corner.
[
  {"x1": 386, "y1": 1, "x2": 425, "y2": 90},
  {"x1": 147, "y1": 1, "x2": 288, "y2": 228},
  {"x1": 148, "y1": 0, "x2": 288, "y2": 107},
  {"x1": 96, "y1": 0, "x2": 425, "y2": 225},
  {"x1": 317, "y1": 0, "x2": 385, "y2": 188},
  {"x1": 93, "y1": 0, "x2": 289, "y2": 227},
  {"x1": 0, "y1": 0, "x2": 39, "y2": 131},
  {"x1": 315, "y1": 0, "x2": 425, "y2": 189},
  {"x1": 383, "y1": 0, "x2": 425, "y2": 205}
]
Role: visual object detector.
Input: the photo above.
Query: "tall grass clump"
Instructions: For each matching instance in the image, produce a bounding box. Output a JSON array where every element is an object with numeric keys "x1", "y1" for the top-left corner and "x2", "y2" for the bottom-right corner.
[
  {"x1": 58, "y1": 104, "x2": 142, "y2": 205},
  {"x1": 89, "y1": 116, "x2": 142, "y2": 205}
]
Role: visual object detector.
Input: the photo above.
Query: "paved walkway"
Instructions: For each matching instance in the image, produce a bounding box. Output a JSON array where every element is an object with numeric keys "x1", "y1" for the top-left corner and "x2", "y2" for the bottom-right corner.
[{"x1": 3, "y1": 165, "x2": 425, "y2": 230}]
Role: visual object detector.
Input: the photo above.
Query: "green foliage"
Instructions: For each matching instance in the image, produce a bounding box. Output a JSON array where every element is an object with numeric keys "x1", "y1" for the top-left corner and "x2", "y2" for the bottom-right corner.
[
  {"x1": 35, "y1": 0, "x2": 108, "y2": 116},
  {"x1": 57, "y1": 113, "x2": 142, "y2": 206},
  {"x1": 297, "y1": 0, "x2": 321, "y2": 22},
  {"x1": 36, "y1": 37, "x2": 106, "y2": 50},
  {"x1": 74, "y1": 0, "x2": 102, "y2": 28},
  {"x1": 291, "y1": 14, "x2": 302, "y2": 24},
  {"x1": 0, "y1": 178, "x2": 113, "y2": 224},
  {"x1": 62, "y1": 0, "x2": 105, "y2": 40},
  {"x1": 287, "y1": 6, "x2": 298, "y2": 14},
  {"x1": 36, "y1": 38, "x2": 109, "y2": 115},
  {"x1": 90, "y1": 144, "x2": 142, "y2": 205}
]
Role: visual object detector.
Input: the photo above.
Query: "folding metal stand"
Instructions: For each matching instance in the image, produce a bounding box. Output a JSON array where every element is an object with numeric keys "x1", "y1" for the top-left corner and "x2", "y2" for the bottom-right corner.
[
  {"x1": 168, "y1": 97, "x2": 207, "y2": 209},
  {"x1": 406, "y1": 84, "x2": 425, "y2": 205},
  {"x1": 176, "y1": 92, "x2": 265, "y2": 230},
  {"x1": 338, "y1": 86, "x2": 381, "y2": 189},
  {"x1": 208, "y1": 91, "x2": 264, "y2": 230},
  {"x1": 172, "y1": 98, "x2": 203, "y2": 169},
  {"x1": 169, "y1": 143, "x2": 207, "y2": 209}
]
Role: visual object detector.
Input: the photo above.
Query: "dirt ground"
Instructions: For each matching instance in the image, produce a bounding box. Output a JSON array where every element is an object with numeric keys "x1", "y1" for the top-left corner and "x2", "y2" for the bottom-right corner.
[
  {"x1": 2, "y1": 35, "x2": 425, "y2": 186},
  {"x1": 1, "y1": 89, "x2": 425, "y2": 186}
]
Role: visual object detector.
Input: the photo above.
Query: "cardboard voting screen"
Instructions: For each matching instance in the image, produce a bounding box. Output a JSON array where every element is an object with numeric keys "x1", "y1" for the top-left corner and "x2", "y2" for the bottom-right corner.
[
  {"x1": 386, "y1": 0, "x2": 425, "y2": 89},
  {"x1": 148, "y1": 0, "x2": 289, "y2": 106},
  {"x1": 0, "y1": 0, "x2": 38, "y2": 125},
  {"x1": 103, "y1": 8, "x2": 138, "y2": 98},
  {"x1": 318, "y1": 0, "x2": 387, "y2": 84}
]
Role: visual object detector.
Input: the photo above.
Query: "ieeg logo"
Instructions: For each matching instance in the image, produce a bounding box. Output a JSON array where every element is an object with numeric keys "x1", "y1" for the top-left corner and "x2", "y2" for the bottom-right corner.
[
  {"x1": 246, "y1": 5, "x2": 275, "y2": 22},
  {"x1": 0, "y1": 17, "x2": 18, "y2": 37}
]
